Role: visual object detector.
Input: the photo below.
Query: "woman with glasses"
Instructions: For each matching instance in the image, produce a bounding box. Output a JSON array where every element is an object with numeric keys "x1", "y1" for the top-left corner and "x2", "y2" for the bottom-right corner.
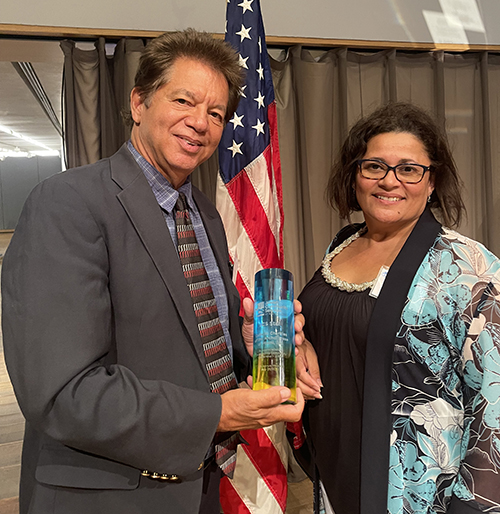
[{"x1": 296, "y1": 102, "x2": 500, "y2": 513}]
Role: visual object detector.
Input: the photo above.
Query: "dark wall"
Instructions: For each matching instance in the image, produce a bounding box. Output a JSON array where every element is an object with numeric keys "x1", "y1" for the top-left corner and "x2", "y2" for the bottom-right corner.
[{"x1": 0, "y1": 156, "x2": 61, "y2": 230}]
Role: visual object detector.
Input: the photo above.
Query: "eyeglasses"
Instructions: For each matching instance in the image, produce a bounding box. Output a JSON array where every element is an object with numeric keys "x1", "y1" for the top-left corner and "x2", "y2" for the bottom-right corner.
[{"x1": 357, "y1": 159, "x2": 431, "y2": 184}]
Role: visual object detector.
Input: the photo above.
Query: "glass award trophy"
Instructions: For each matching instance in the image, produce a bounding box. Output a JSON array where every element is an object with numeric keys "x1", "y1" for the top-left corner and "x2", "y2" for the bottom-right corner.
[{"x1": 252, "y1": 268, "x2": 297, "y2": 404}]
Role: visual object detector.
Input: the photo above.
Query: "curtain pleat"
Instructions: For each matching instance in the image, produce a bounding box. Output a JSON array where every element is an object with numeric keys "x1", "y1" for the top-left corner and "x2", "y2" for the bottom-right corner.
[
  {"x1": 97, "y1": 38, "x2": 120, "y2": 160},
  {"x1": 480, "y1": 52, "x2": 494, "y2": 248},
  {"x1": 395, "y1": 52, "x2": 435, "y2": 111},
  {"x1": 387, "y1": 49, "x2": 397, "y2": 102},
  {"x1": 61, "y1": 41, "x2": 77, "y2": 168},
  {"x1": 442, "y1": 52, "x2": 484, "y2": 243},
  {"x1": 488, "y1": 54, "x2": 500, "y2": 254},
  {"x1": 113, "y1": 38, "x2": 145, "y2": 144},
  {"x1": 60, "y1": 40, "x2": 500, "y2": 291},
  {"x1": 270, "y1": 50, "x2": 307, "y2": 289},
  {"x1": 434, "y1": 51, "x2": 446, "y2": 129},
  {"x1": 336, "y1": 48, "x2": 348, "y2": 140},
  {"x1": 191, "y1": 154, "x2": 219, "y2": 204},
  {"x1": 61, "y1": 40, "x2": 100, "y2": 167}
]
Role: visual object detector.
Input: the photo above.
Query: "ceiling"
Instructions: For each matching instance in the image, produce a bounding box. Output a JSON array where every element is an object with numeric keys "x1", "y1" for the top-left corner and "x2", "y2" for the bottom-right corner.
[{"x1": 0, "y1": 39, "x2": 64, "y2": 158}]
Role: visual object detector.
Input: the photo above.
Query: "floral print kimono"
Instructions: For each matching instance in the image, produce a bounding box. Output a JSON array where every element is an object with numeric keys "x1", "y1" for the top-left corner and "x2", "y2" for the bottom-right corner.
[
  {"x1": 383, "y1": 210, "x2": 500, "y2": 513},
  {"x1": 310, "y1": 208, "x2": 500, "y2": 513}
]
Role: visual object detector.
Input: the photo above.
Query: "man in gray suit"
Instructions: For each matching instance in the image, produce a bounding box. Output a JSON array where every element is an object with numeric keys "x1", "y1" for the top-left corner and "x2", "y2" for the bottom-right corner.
[{"x1": 1, "y1": 29, "x2": 306, "y2": 514}]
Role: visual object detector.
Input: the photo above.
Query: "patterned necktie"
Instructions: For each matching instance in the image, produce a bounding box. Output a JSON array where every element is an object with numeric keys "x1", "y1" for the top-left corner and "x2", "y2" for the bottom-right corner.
[{"x1": 174, "y1": 192, "x2": 239, "y2": 478}]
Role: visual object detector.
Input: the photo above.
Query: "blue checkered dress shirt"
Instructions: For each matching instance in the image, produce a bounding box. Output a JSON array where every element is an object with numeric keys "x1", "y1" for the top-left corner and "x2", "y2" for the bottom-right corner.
[{"x1": 127, "y1": 141, "x2": 233, "y2": 358}]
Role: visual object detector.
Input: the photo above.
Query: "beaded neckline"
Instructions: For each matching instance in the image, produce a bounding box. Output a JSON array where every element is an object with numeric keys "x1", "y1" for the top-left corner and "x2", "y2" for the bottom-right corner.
[{"x1": 321, "y1": 227, "x2": 376, "y2": 292}]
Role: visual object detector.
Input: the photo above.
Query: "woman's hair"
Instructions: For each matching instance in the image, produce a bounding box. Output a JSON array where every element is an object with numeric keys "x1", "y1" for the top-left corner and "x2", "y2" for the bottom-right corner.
[
  {"x1": 124, "y1": 28, "x2": 245, "y2": 125},
  {"x1": 327, "y1": 102, "x2": 465, "y2": 227}
]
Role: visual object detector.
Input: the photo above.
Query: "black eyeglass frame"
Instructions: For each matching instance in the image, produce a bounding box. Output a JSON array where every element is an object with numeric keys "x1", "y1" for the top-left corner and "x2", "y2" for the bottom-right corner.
[{"x1": 357, "y1": 159, "x2": 432, "y2": 184}]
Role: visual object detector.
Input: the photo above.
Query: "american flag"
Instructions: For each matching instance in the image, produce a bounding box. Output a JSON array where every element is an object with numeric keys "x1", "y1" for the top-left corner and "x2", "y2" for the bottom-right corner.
[
  {"x1": 217, "y1": 0, "x2": 288, "y2": 513},
  {"x1": 217, "y1": 0, "x2": 284, "y2": 308}
]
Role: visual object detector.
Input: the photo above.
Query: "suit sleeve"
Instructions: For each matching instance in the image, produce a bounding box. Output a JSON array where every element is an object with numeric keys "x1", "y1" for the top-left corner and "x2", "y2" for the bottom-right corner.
[{"x1": 1, "y1": 176, "x2": 222, "y2": 476}]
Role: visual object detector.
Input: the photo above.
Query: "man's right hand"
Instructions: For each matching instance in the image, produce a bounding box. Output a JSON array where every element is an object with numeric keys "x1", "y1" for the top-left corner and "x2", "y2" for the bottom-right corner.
[{"x1": 217, "y1": 386, "x2": 305, "y2": 432}]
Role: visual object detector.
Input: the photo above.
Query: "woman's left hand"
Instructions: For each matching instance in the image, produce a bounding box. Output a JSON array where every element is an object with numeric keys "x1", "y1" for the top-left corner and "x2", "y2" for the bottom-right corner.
[{"x1": 295, "y1": 338, "x2": 322, "y2": 400}]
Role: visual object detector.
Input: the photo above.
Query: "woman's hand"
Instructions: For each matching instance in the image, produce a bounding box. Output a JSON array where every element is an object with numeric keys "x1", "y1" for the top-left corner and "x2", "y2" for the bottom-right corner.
[{"x1": 295, "y1": 338, "x2": 322, "y2": 400}]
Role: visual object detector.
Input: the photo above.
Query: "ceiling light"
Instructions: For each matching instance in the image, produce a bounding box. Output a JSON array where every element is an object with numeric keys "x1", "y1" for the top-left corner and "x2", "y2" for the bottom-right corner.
[
  {"x1": 0, "y1": 148, "x2": 59, "y2": 160},
  {"x1": 0, "y1": 124, "x2": 56, "y2": 152}
]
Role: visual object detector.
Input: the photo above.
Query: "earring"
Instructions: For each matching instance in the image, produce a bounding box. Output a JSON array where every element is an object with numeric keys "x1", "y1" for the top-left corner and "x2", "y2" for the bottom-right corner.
[{"x1": 427, "y1": 195, "x2": 432, "y2": 203}]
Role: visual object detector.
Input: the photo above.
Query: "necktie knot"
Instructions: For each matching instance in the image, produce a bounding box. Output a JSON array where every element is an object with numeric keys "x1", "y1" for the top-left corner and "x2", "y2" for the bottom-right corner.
[{"x1": 175, "y1": 192, "x2": 188, "y2": 212}]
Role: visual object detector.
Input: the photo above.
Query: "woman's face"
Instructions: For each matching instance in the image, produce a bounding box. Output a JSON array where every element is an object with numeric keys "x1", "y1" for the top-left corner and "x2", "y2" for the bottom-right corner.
[{"x1": 355, "y1": 131, "x2": 434, "y2": 233}]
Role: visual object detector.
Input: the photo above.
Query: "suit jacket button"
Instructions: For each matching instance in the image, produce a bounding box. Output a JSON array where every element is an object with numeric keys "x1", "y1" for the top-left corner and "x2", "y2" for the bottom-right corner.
[
  {"x1": 141, "y1": 470, "x2": 151, "y2": 477},
  {"x1": 151, "y1": 472, "x2": 160, "y2": 479},
  {"x1": 169, "y1": 474, "x2": 180, "y2": 482},
  {"x1": 198, "y1": 462, "x2": 203, "y2": 471}
]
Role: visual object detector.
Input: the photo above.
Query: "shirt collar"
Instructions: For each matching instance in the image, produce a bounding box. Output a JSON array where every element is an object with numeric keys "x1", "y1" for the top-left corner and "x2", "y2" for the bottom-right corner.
[{"x1": 127, "y1": 140, "x2": 193, "y2": 214}]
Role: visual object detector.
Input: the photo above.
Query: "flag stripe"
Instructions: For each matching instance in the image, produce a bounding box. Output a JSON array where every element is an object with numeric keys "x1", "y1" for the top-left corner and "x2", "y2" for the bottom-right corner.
[
  {"x1": 225, "y1": 163, "x2": 281, "y2": 269},
  {"x1": 221, "y1": 442, "x2": 284, "y2": 514},
  {"x1": 220, "y1": 475, "x2": 253, "y2": 514},
  {"x1": 240, "y1": 427, "x2": 288, "y2": 511},
  {"x1": 268, "y1": 103, "x2": 285, "y2": 259},
  {"x1": 244, "y1": 141, "x2": 280, "y2": 253},
  {"x1": 234, "y1": 272, "x2": 252, "y2": 305},
  {"x1": 263, "y1": 423, "x2": 289, "y2": 471},
  {"x1": 216, "y1": 175, "x2": 261, "y2": 300}
]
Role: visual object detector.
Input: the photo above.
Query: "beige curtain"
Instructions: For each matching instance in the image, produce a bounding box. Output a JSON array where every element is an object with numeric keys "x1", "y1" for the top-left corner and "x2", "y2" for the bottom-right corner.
[
  {"x1": 60, "y1": 41, "x2": 500, "y2": 292},
  {"x1": 61, "y1": 38, "x2": 145, "y2": 168},
  {"x1": 271, "y1": 48, "x2": 500, "y2": 291}
]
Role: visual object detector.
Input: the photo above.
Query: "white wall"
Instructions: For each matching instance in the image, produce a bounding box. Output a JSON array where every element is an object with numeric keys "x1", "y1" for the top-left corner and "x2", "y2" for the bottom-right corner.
[{"x1": 2, "y1": 0, "x2": 499, "y2": 45}]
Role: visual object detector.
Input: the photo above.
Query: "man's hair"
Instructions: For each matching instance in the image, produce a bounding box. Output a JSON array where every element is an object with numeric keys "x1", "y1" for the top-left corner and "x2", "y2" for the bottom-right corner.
[
  {"x1": 126, "y1": 28, "x2": 245, "y2": 125},
  {"x1": 327, "y1": 102, "x2": 465, "y2": 228}
]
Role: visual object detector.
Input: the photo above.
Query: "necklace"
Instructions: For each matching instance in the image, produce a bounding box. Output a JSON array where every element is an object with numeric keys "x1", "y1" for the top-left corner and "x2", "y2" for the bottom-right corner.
[{"x1": 321, "y1": 226, "x2": 377, "y2": 292}]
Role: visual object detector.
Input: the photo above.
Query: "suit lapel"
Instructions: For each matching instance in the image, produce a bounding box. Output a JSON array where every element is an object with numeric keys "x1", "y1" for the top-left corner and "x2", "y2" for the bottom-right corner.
[
  {"x1": 110, "y1": 146, "x2": 208, "y2": 371},
  {"x1": 360, "y1": 208, "x2": 442, "y2": 514}
]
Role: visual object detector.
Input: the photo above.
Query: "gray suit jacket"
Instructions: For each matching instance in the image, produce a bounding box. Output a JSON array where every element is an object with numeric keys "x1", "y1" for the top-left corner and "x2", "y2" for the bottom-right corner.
[{"x1": 1, "y1": 145, "x2": 251, "y2": 514}]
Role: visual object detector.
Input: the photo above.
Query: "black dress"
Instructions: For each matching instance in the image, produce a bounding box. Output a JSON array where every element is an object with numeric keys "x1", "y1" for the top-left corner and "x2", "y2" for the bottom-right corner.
[{"x1": 298, "y1": 266, "x2": 376, "y2": 514}]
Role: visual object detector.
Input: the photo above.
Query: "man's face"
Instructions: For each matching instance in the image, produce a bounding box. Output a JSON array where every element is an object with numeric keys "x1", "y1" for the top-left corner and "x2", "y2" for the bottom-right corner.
[{"x1": 130, "y1": 57, "x2": 229, "y2": 188}]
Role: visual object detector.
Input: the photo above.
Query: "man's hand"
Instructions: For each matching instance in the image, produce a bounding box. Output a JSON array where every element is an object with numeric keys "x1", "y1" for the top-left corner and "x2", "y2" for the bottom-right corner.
[
  {"x1": 296, "y1": 339, "x2": 322, "y2": 400},
  {"x1": 241, "y1": 297, "x2": 306, "y2": 357},
  {"x1": 217, "y1": 386, "x2": 305, "y2": 432}
]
